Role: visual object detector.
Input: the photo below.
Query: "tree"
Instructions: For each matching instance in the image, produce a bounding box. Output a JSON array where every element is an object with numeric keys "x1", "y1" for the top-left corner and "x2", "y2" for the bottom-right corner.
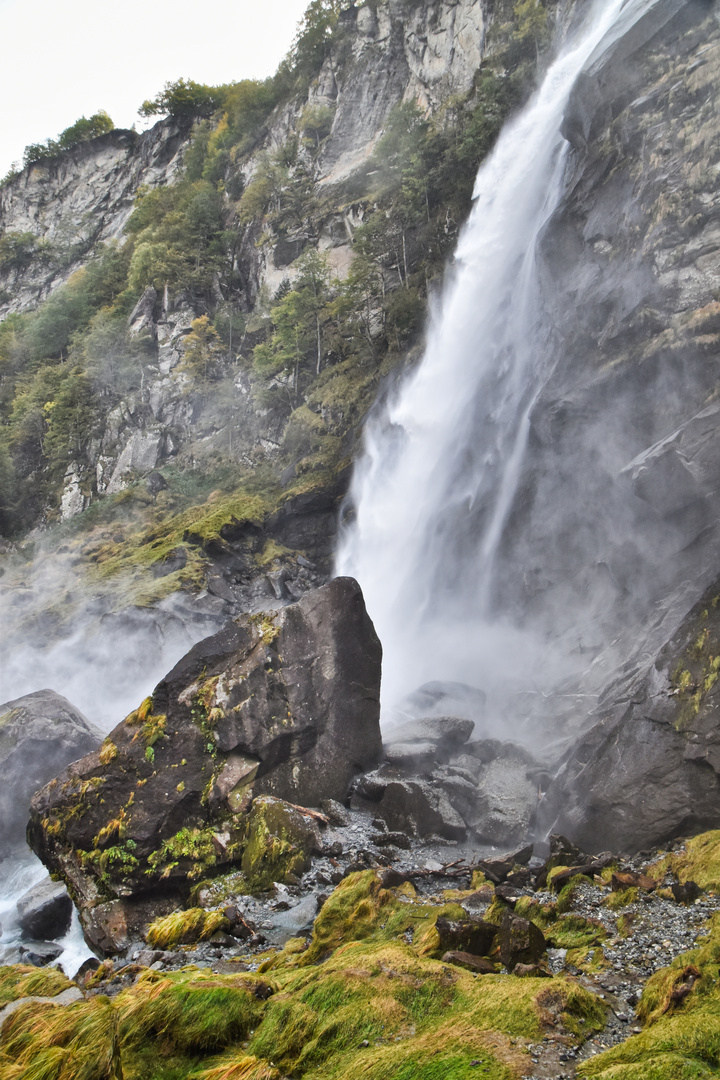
[
  {"x1": 513, "y1": 0, "x2": 549, "y2": 58},
  {"x1": 139, "y1": 79, "x2": 224, "y2": 120},
  {"x1": 299, "y1": 104, "x2": 334, "y2": 149},
  {"x1": 22, "y1": 112, "x2": 114, "y2": 167},
  {"x1": 253, "y1": 250, "x2": 332, "y2": 402},
  {"x1": 180, "y1": 316, "x2": 225, "y2": 382}
]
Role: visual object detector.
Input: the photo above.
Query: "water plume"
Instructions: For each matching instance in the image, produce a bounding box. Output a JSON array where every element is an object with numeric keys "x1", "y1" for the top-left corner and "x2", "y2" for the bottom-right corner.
[{"x1": 337, "y1": 0, "x2": 666, "y2": 748}]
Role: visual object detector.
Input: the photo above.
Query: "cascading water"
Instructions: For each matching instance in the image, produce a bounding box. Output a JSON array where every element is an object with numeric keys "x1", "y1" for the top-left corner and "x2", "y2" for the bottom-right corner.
[{"x1": 337, "y1": 0, "x2": 661, "y2": 740}]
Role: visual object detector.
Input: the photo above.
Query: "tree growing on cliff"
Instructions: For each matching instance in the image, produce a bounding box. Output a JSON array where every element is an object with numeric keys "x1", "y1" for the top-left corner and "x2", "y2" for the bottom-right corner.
[
  {"x1": 253, "y1": 250, "x2": 332, "y2": 402},
  {"x1": 22, "y1": 112, "x2": 114, "y2": 167},
  {"x1": 181, "y1": 315, "x2": 226, "y2": 383},
  {"x1": 139, "y1": 78, "x2": 225, "y2": 120}
]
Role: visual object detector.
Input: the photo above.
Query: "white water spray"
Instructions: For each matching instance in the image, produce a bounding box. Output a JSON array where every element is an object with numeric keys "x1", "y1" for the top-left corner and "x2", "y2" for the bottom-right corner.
[{"x1": 337, "y1": 0, "x2": 657, "y2": 734}]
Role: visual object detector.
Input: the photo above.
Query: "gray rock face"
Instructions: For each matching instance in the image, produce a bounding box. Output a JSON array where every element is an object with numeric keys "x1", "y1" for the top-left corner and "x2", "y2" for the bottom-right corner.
[
  {"x1": 353, "y1": 731, "x2": 542, "y2": 845},
  {"x1": 0, "y1": 689, "x2": 101, "y2": 855},
  {"x1": 17, "y1": 877, "x2": 72, "y2": 941},
  {"x1": 466, "y1": 0, "x2": 720, "y2": 854},
  {"x1": 392, "y1": 680, "x2": 486, "y2": 724},
  {"x1": 468, "y1": 744, "x2": 541, "y2": 847},
  {"x1": 383, "y1": 715, "x2": 475, "y2": 771},
  {"x1": 318, "y1": 0, "x2": 486, "y2": 185},
  {"x1": 543, "y1": 576, "x2": 720, "y2": 854},
  {"x1": 0, "y1": 122, "x2": 186, "y2": 319}
]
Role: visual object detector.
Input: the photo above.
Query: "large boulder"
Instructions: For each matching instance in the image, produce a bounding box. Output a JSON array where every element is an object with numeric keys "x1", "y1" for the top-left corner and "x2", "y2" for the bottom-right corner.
[
  {"x1": 27, "y1": 578, "x2": 381, "y2": 906},
  {"x1": 0, "y1": 689, "x2": 101, "y2": 856}
]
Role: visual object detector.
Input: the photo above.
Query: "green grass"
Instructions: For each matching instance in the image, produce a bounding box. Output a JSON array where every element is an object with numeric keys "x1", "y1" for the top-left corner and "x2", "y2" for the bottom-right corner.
[{"x1": 0, "y1": 871, "x2": 610, "y2": 1080}]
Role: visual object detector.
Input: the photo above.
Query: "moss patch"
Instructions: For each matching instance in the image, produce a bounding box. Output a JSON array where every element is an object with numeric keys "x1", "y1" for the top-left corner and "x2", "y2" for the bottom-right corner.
[
  {"x1": 0, "y1": 964, "x2": 74, "y2": 1006},
  {"x1": 0, "y1": 869, "x2": 609, "y2": 1080},
  {"x1": 240, "y1": 796, "x2": 318, "y2": 891}
]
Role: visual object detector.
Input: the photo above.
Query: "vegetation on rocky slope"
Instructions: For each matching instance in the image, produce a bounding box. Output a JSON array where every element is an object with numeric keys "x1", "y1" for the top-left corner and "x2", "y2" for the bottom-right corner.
[
  {"x1": 6, "y1": 828, "x2": 720, "y2": 1079},
  {"x1": 0, "y1": 0, "x2": 552, "y2": 607},
  {"x1": 0, "y1": 870, "x2": 607, "y2": 1080}
]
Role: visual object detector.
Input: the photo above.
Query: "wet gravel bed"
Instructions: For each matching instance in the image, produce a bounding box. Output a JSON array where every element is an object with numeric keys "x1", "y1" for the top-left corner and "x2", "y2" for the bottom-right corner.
[{"x1": 519, "y1": 881, "x2": 720, "y2": 1079}]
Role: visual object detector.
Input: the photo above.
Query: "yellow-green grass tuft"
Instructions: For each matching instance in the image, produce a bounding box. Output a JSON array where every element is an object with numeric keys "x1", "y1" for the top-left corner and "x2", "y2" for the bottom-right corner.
[
  {"x1": 605, "y1": 888, "x2": 638, "y2": 911},
  {"x1": 194, "y1": 1056, "x2": 281, "y2": 1080},
  {"x1": 118, "y1": 969, "x2": 270, "y2": 1055},
  {"x1": 145, "y1": 908, "x2": 230, "y2": 948},
  {"x1": 649, "y1": 830, "x2": 720, "y2": 891},
  {"x1": 0, "y1": 996, "x2": 122, "y2": 1080},
  {"x1": 0, "y1": 965, "x2": 74, "y2": 1007}
]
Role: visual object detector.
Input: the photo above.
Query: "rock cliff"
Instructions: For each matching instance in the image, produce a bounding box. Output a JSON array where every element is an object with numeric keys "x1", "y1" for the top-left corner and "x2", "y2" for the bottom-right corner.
[
  {"x1": 0, "y1": 122, "x2": 187, "y2": 316},
  {"x1": 1, "y1": 0, "x2": 539, "y2": 715}
]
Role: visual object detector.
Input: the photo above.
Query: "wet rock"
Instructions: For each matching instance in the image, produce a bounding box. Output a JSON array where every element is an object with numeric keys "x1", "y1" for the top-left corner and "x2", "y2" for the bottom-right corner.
[
  {"x1": 206, "y1": 574, "x2": 237, "y2": 603},
  {"x1": 135, "y1": 949, "x2": 164, "y2": 968},
  {"x1": 441, "y1": 950, "x2": 496, "y2": 974},
  {"x1": 17, "y1": 877, "x2": 72, "y2": 941},
  {"x1": 392, "y1": 680, "x2": 486, "y2": 723},
  {"x1": 435, "y1": 915, "x2": 497, "y2": 957},
  {"x1": 464, "y1": 739, "x2": 503, "y2": 764},
  {"x1": 672, "y1": 880, "x2": 702, "y2": 904},
  {"x1": 461, "y1": 887, "x2": 495, "y2": 912},
  {"x1": 266, "y1": 568, "x2": 289, "y2": 599},
  {"x1": 497, "y1": 912, "x2": 546, "y2": 972},
  {"x1": 373, "y1": 778, "x2": 467, "y2": 841},
  {"x1": 28, "y1": 578, "x2": 381, "y2": 901},
  {"x1": 385, "y1": 715, "x2": 475, "y2": 756},
  {"x1": 513, "y1": 963, "x2": 552, "y2": 978},
  {"x1": 545, "y1": 577, "x2": 720, "y2": 853},
  {"x1": 145, "y1": 469, "x2": 167, "y2": 497},
  {"x1": 612, "y1": 871, "x2": 657, "y2": 892},
  {"x1": 82, "y1": 894, "x2": 181, "y2": 955},
  {"x1": 0, "y1": 689, "x2": 102, "y2": 856},
  {"x1": 547, "y1": 856, "x2": 615, "y2": 891},
  {"x1": 73, "y1": 957, "x2": 102, "y2": 982},
  {"x1": 468, "y1": 744, "x2": 540, "y2": 846},
  {"x1": 18, "y1": 940, "x2": 63, "y2": 966},
  {"x1": 372, "y1": 831, "x2": 412, "y2": 850},
  {"x1": 479, "y1": 845, "x2": 534, "y2": 883},
  {"x1": 320, "y1": 799, "x2": 350, "y2": 827}
]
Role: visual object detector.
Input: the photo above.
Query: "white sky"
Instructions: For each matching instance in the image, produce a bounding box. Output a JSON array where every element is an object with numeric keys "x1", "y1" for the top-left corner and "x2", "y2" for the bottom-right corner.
[{"x1": 0, "y1": 0, "x2": 310, "y2": 177}]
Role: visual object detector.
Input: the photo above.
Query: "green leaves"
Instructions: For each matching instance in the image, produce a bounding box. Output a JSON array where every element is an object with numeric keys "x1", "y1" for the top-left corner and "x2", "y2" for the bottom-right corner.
[
  {"x1": 22, "y1": 111, "x2": 114, "y2": 168},
  {"x1": 139, "y1": 78, "x2": 225, "y2": 120}
]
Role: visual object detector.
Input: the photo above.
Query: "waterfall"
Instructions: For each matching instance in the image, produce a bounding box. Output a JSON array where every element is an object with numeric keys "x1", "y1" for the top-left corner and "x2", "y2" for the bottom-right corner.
[{"x1": 337, "y1": 0, "x2": 658, "y2": 739}]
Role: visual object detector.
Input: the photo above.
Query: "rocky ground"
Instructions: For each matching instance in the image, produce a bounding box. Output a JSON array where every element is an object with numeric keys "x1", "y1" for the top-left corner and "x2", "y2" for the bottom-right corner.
[{"x1": 3, "y1": 812, "x2": 718, "y2": 1079}]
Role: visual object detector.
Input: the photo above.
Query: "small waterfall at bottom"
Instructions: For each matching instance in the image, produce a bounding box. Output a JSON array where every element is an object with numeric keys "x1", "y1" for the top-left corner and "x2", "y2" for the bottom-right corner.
[{"x1": 337, "y1": 0, "x2": 658, "y2": 747}]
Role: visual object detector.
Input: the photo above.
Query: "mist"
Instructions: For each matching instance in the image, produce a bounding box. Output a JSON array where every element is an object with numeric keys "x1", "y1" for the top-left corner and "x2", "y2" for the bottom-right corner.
[{"x1": 0, "y1": 546, "x2": 223, "y2": 731}]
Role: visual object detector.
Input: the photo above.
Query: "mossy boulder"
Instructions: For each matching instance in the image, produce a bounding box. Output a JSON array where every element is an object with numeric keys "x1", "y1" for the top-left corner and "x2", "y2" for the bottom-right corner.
[{"x1": 26, "y1": 579, "x2": 380, "y2": 939}]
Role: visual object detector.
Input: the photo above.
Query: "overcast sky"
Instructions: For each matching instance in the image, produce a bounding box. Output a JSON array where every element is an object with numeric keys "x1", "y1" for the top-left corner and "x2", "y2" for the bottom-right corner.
[{"x1": 0, "y1": 0, "x2": 309, "y2": 177}]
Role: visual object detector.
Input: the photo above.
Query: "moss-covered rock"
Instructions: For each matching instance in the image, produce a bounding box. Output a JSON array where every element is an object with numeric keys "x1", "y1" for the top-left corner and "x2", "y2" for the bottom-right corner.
[
  {"x1": 241, "y1": 796, "x2": 322, "y2": 891},
  {"x1": 27, "y1": 578, "x2": 381, "y2": 941}
]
